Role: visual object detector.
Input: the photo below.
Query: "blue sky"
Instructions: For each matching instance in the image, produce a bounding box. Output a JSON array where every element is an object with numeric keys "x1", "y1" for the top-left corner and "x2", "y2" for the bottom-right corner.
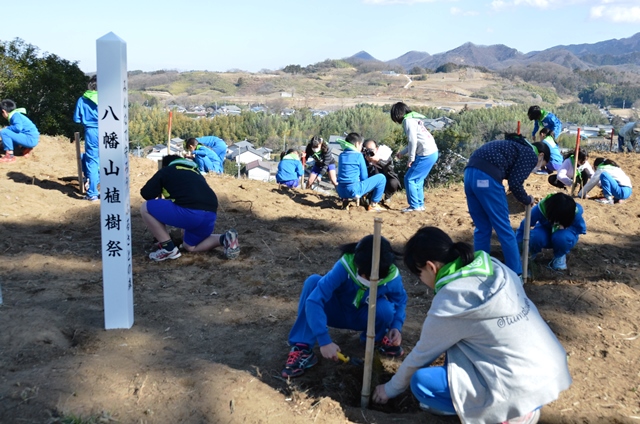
[{"x1": 2, "y1": 0, "x2": 639, "y2": 73}]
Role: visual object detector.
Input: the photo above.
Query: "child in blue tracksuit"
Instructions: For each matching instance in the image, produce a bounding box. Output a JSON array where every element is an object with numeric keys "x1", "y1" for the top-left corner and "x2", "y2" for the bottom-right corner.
[
  {"x1": 578, "y1": 157, "x2": 633, "y2": 205},
  {"x1": 528, "y1": 105, "x2": 563, "y2": 140},
  {"x1": 276, "y1": 149, "x2": 304, "y2": 188},
  {"x1": 336, "y1": 132, "x2": 386, "y2": 212},
  {"x1": 282, "y1": 234, "x2": 407, "y2": 378},
  {"x1": 464, "y1": 134, "x2": 550, "y2": 276},
  {"x1": 186, "y1": 138, "x2": 222, "y2": 174},
  {"x1": 538, "y1": 128, "x2": 563, "y2": 173},
  {"x1": 0, "y1": 99, "x2": 40, "y2": 163},
  {"x1": 516, "y1": 193, "x2": 586, "y2": 271},
  {"x1": 390, "y1": 102, "x2": 439, "y2": 213},
  {"x1": 196, "y1": 135, "x2": 227, "y2": 165},
  {"x1": 73, "y1": 76, "x2": 100, "y2": 200}
]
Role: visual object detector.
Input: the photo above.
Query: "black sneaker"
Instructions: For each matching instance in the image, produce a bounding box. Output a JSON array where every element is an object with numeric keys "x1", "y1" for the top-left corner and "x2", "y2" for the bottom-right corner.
[
  {"x1": 281, "y1": 343, "x2": 318, "y2": 378},
  {"x1": 377, "y1": 336, "x2": 404, "y2": 357}
]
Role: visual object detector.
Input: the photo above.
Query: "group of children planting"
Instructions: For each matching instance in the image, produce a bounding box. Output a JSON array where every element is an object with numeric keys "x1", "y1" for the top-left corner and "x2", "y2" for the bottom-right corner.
[
  {"x1": 278, "y1": 104, "x2": 635, "y2": 423},
  {"x1": 1, "y1": 91, "x2": 638, "y2": 422}
]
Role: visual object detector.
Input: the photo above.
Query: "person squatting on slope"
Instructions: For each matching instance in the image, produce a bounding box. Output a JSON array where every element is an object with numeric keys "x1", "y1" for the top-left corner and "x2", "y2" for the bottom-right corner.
[
  {"x1": 0, "y1": 99, "x2": 40, "y2": 163},
  {"x1": 196, "y1": 135, "x2": 228, "y2": 166},
  {"x1": 185, "y1": 138, "x2": 223, "y2": 174},
  {"x1": 464, "y1": 133, "x2": 550, "y2": 276},
  {"x1": 73, "y1": 76, "x2": 100, "y2": 200},
  {"x1": 336, "y1": 132, "x2": 386, "y2": 212},
  {"x1": 362, "y1": 139, "x2": 401, "y2": 205},
  {"x1": 390, "y1": 102, "x2": 439, "y2": 213},
  {"x1": 373, "y1": 226, "x2": 572, "y2": 424},
  {"x1": 528, "y1": 105, "x2": 562, "y2": 140},
  {"x1": 617, "y1": 121, "x2": 640, "y2": 153},
  {"x1": 516, "y1": 193, "x2": 586, "y2": 271},
  {"x1": 140, "y1": 155, "x2": 239, "y2": 262},
  {"x1": 578, "y1": 157, "x2": 633, "y2": 205},
  {"x1": 281, "y1": 234, "x2": 407, "y2": 378},
  {"x1": 276, "y1": 149, "x2": 304, "y2": 188},
  {"x1": 305, "y1": 136, "x2": 338, "y2": 189},
  {"x1": 548, "y1": 148, "x2": 594, "y2": 191},
  {"x1": 536, "y1": 127, "x2": 563, "y2": 174}
]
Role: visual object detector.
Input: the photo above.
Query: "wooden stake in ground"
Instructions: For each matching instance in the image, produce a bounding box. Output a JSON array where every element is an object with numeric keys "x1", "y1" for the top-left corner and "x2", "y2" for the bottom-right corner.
[
  {"x1": 166, "y1": 111, "x2": 173, "y2": 154},
  {"x1": 517, "y1": 120, "x2": 521, "y2": 135},
  {"x1": 74, "y1": 132, "x2": 85, "y2": 194},
  {"x1": 570, "y1": 128, "x2": 582, "y2": 197},
  {"x1": 521, "y1": 203, "x2": 532, "y2": 284},
  {"x1": 361, "y1": 217, "x2": 383, "y2": 409}
]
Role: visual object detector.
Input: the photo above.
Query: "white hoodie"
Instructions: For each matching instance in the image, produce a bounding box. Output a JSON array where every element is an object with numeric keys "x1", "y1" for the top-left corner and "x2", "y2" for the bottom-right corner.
[{"x1": 384, "y1": 254, "x2": 571, "y2": 424}]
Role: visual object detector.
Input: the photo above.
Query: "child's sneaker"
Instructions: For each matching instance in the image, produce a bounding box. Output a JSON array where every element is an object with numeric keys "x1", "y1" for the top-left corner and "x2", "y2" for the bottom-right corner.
[
  {"x1": 149, "y1": 246, "x2": 181, "y2": 261},
  {"x1": 21, "y1": 147, "x2": 33, "y2": 157},
  {"x1": 376, "y1": 336, "x2": 404, "y2": 357},
  {"x1": 596, "y1": 196, "x2": 614, "y2": 205},
  {"x1": 548, "y1": 255, "x2": 567, "y2": 271},
  {"x1": 223, "y1": 229, "x2": 240, "y2": 259},
  {"x1": 84, "y1": 195, "x2": 100, "y2": 202},
  {"x1": 367, "y1": 203, "x2": 383, "y2": 212},
  {"x1": 401, "y1": 206, "x2": 425, "y2": 213},
  {"x1": 0, "y1": 154, "x2": 16, "y2": 163},
  {"x1": 281, "y1": 343, "x2": 318, "y2": 378}
]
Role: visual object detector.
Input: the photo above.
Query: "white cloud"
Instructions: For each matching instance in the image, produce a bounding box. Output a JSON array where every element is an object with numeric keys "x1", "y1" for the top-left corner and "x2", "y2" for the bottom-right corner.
[
  {"x1": 487, "y1": 27, "x2": 495, "y2": 33},
  {"x1": 590, "y1": 4, "x2": 640, "y2": 22},
  {"x1": 491, "y1": 0, "x2": 587, "y2": 10},
  {"x1": 451, "y1": 6, "x2": 479, "y2": 15}
]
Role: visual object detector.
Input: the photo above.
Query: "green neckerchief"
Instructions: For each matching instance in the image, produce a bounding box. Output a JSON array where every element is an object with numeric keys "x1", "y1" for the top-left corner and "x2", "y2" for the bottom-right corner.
[
  {"x1": 337, "y1": 138, "x2": 358, "y2": 152},
  {"x1": 283, "y1": 153, "x2": 299, "y2": 161},
  {"x1": 538, "y1": 109, "x2": 548, "y2": 125},
  {"x1": 537, "y1": 193, "x2": 553, "y2": 219},
  {"x1": 83, "y1": 90, "x2": 98, "y2": 105},
  {"x1": 339, "y1": 253, "x2": 399, "y2": 308},
  {"x1": 434, "y1": 251, "x2": 493, "y2": 294},
  {"x1": 403, "y1": 111, "x2": 426, "y2": 121},
  {"x1": 7, "y1": 108, "x2": 27, "y2": 121},
  {"x1": 597, "y1": 164, "x2": 617, "y2": 172}
]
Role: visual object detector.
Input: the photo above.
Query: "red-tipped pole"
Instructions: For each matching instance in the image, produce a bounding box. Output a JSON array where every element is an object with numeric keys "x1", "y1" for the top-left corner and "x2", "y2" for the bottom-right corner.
[
  {"x1": 610, "y1": 128, "x2": 615, "y2": 152},
  {"x1": 517, "y1": 121, "x2": 521, "y2": 135},
  {"x1": 571, "y1": 128, "x2": 581, "y2": 197}
]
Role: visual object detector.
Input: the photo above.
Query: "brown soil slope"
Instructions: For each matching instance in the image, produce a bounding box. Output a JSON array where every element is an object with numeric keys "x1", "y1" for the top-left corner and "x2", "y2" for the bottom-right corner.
[{"x1": 1, "y1": 136, "x2": 639, "y2": 423}]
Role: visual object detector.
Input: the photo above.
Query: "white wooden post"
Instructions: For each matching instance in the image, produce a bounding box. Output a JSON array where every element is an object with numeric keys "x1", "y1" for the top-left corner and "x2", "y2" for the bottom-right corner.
[{"x1": 97, "y1": 32, "x2": 134, "y2": 329}]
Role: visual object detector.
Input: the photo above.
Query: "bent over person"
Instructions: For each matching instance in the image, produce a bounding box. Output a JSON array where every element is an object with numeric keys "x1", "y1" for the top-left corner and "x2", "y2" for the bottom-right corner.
[{"x1": 140, "y1": 155, "x2": 239, "y2": 261}]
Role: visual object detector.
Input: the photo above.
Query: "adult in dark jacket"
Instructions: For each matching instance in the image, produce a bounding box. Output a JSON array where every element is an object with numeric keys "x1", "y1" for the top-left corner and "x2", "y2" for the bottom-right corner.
[
  {"x1": 140, "y1": 155, "x2": 239, "y2": 261},
  {"x1": 363, "y1": 139, "x2": 401, "y2": 204}
]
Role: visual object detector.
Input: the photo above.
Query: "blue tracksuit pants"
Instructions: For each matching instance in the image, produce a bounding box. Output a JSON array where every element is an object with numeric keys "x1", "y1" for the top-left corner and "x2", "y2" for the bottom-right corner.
[
  {"x1": 405, "y1": 152, "x2": 438, "y2": 209},
  {"x1": 194, "y1": 155, "x2": 217, "y2": 173},
  {"x1": 336, "y1": 174, "x2": 386, "y2": 203},
  {"x1": 517, "y1": 225, "x2": 579, "y2": 259},
  {"x1": 464, "y1": 167, "x2": 522, "y2": 275},
  {"x1": 410, "y1": 365, "x2": 457, "y2": 414},
  {"x1": 288, "y1": 274, "x2": 394, "y2": 346},
  {"x1": 81, "y1": 127, "x2": 100, "y2": 198},
  {"x1": 1, "y1": 128, "x2": 39, "y2": 151},
  {"x1": 600, "y1": 172, "x2": 632, "y2": 200}
]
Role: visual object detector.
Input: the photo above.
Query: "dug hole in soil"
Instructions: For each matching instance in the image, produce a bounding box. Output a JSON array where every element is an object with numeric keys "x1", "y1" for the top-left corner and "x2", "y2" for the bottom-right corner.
[{"x1": 1, "y1": 136, "x2": 639, "y2": 423}]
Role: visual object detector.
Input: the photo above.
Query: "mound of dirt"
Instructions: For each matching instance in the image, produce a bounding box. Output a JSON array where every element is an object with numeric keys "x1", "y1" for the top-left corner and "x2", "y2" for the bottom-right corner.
[{"x1": 1, "y1": 136, "x2": 639, "y2": 423}]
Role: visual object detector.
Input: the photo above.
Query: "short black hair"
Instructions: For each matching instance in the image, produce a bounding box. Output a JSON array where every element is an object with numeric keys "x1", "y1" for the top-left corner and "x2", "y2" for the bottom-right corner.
[
  {"x1": 564, "y1": 148, "x2": 587, "y2": 162},
  {"x1": 340, "y1": 235, "x2": 399, "y2": 279},
  {"x1": 363, "y1": 139, "x2": 377, "y2": 148},
  {"x1": 0, "y1": 99, "x2": 17, "y2": 113},
  {"x1": 88, "y1": 75, "x2": 97, "y2": 91},
  {"x1": 186, "y1": 138, "x2": 198, "y2": 148},
  {"x1": 345, "y1": 132, "x2": 363, "y2": 145},
  {"x1": 404, "y1": 227, "x2": 475, "y2": 276},
  {"x1": 528, "y1": 105, "x2": 542, "y2": 121},
  {"x1": 390, "y1": 102, "x2": 411, "y2": 124},
  {"x1": 594, "y1": 157, "x2": 619, "y2": 168},
  {"x1": 544, "y1": 193, "x2": 576, "y2": 228},
  {"x1": 162, "y1": 154, "x2": 182, "y2": 167}
]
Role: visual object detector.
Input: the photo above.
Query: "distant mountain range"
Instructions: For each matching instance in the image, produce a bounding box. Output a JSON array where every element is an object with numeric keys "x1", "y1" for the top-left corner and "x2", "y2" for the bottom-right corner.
[{"x1": 347, "y1": 32, "x2": 640, "y2": 71}]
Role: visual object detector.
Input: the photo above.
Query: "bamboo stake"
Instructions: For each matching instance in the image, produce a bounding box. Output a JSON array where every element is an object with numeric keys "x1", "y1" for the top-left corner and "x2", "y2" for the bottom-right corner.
[
  {"x1": 361, "y1": 217, "x2": 383, "y2": 409},
  {"x1": 570, "y1": 128, "x2": 581, "y2": 197},
  {"x1": 74, "y1": 132, "x2": 85, "y2": 194},
  {"x1": 167, "y1": 111, "x2": 173, "y2": 154},
  {"x1": 521, "y1": 204, "x2": 532, "y2": 284},
  {"x1": 517, "y1": 121, "x2": 521, "y2": 135}
]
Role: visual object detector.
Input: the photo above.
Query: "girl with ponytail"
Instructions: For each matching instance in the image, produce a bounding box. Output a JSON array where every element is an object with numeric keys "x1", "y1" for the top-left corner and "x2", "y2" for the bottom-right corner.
[{"x1": 373, "y1": 226, "x2": 572, "y2": 424}]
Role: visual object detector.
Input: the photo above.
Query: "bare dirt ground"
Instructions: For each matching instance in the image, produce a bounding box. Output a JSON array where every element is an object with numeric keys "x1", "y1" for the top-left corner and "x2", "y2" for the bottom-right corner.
[{"x1": 1, "y1": 136, "x2": 639, "y2": 424}]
